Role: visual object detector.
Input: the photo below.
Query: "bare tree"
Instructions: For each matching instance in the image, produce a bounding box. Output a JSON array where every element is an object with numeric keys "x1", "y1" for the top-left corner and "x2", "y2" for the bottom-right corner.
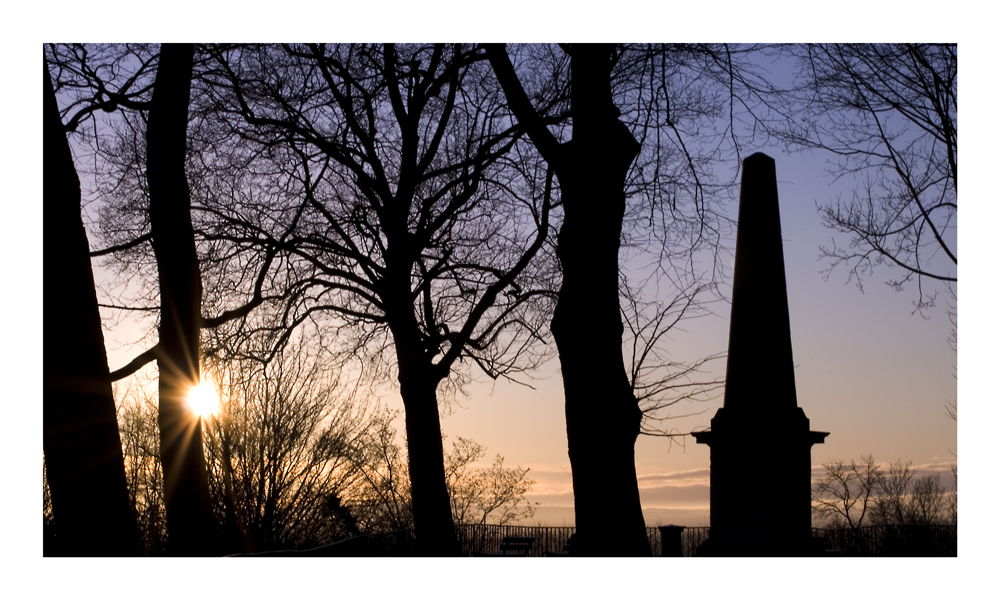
[
  {"x1": 620, "y1": 277, "x2": 726, "y2": 438},
  {"x1": 46, "y1": 43, "x2": 281, "y2": 555},
  {"x1": 444, "y1": 437, "x2": 537, "y2": 526},
  {"x1": 345, "y1": 410, "x2": 414, "y2": 533},
  {"x1": 117, "y1": 383, "x2": 168, "y2": 555},
  {"x1": 342, "y1": 431, "x2": 538, "y2": 531},
  {"x1": 906, "y1": 473, "x2": 949, "y2": 525},
  {"x1": 187, "y1": 43, "x2": 556, "y2": 554},
  {"x1": 870, "y1": 459, "x2": 952, "y2": 526},
  {"x1": 815, "y1": 455, "x2": 955, "y2": 531},
  {"x1": 115, "y1": 343, "x2": 537, "y2": 554},
  {"x1": 43, "y1": 63, "x2": 139, "y2": 556},
  {"x1": 947, "y1": 465, "x2": 957, "y2": 526},
  {"x1": 145, "y1": 43, "x2": 217, "y2": 555},
  {"x1": 50, "y1": 42, "x2": 213, "y2": 555},
  {"x1": 44, "y1": 50, "x2": 167, "y2": 555},
  {"x1": 112, "y1": 335, "x2": 393, "y2": 555},
  {"x1": 487, "y1": 42, "x2": 655, "y2": 556},
  {"x1": 486, "y1": 43, "x2": 760, "y2": 555},
  {"x1": 781, "y1": 44, "x2": 957, "y2": 315},
  {"x1": 868, "y1": 459, "x2": 913, "y2": 526},
  {"x1": 813, "y1": 454, "x2": 882, "y2": 530},
  {"x1": 201, "y1": 331, "x2": 387, "y2": 552}
]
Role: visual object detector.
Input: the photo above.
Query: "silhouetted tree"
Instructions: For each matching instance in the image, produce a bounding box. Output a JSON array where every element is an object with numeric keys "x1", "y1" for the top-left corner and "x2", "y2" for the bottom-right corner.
[
  {"x1": 813, "y1": 454, "x2": 881, "y2": 530},
  {"x1": 46, "y1": 42, "x2": 284, "y2": 555},
  {"x1": 947, "y1": 465, "x2": 957, "y2": 526},
  {"x1": 620, "y1": 278, "x2": 725, "y2": 437},
  {"x1": 341, "y1": 429, "x2": 537, "y2": 531},
  {"x1": 145, "y1": 43, "x2": 216, "y2": 555},
  {"x1": 201, "y1": 332, "x2": 386, "y2": 552},
  {"x1": 341, "y1": 409, "x2": 414, "y2": 533},
  {"x1": 117, "y1": 384, "x2": 169, "y2": 555},
  {"x1": 114, "y1": 341, "x2": 534, "y2": 554},
  {"x1": 444, "y1": 437, "x2": 536, "y2": 525},
  {"x1": 487, "y1": 42, "x2": 652, "y2": 557},
  {"x1": 487, "y1": 43, "x2": 774, "y2": 555},
  {"x1": 43, "y1": 65, "x2": 139, "y2": 556},
  {"x1": 72, "y1": 44, "x2": 554, "y2": 555},
  {"x1": 112, "y1": 338, "x2": 384, "y2": 554},
  {"x1": 780, "y1": 44, "x2": 957, "y2": 315},
  {"x1": 869, "y1": 460, "x2": 953, "y2": 526},
  {"x1": 190, "y1": 43, "x2": 555, "y2": 554},
  {"x1": 814, "y1": 455, "x2": 955, "y2": 530}
]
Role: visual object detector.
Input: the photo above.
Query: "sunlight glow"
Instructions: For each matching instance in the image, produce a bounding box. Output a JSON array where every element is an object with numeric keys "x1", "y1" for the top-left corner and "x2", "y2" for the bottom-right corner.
[{"x1": 186, "y1": 379, "x2": 221, "y2": 418}]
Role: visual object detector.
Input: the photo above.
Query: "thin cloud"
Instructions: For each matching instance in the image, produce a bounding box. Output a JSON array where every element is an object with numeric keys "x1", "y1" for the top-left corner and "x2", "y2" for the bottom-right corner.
[{"x1": 637, "y1": 468, "x2": 711, "y2": 486}]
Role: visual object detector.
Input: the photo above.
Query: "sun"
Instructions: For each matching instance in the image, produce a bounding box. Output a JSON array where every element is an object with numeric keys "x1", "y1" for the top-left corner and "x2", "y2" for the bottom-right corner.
[{"x1": 186, "y1": 379, "x2": 221, "y2": 418}]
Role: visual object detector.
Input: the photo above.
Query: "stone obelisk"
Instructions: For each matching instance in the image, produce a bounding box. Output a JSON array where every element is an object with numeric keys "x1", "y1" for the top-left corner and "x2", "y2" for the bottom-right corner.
[{"x1": 693, "y1": 153, "x2": 828, "y2": 556}]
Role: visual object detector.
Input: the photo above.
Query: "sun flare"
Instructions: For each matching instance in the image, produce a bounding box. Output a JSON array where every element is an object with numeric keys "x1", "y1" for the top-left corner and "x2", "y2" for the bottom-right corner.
[{"x1": 186, "y1": 380, "x2": 221, "y2": 418}]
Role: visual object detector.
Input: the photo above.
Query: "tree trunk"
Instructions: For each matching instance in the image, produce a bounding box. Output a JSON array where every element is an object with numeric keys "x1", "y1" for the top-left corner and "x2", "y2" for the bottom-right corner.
[
  {"x1": 146, "y1": 43, "x2": 214, "y2": 556},
  {"x1": 43, "y1": 66, "x2": 140, "y2": 556},
  {"x1": 550, "y1": 45, "x2": 651, "y2": 556},
  {"x1": 398, "y1": 365, "x2": 458, "y2": 555},
  {"x1": 384, "y1": 266, "x2": 458, "y2": 555}
]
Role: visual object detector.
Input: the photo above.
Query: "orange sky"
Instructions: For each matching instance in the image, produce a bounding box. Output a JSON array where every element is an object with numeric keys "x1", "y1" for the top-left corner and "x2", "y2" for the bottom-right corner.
[{"x1": 427, "y1": 147, "x2": 957, "y2": 526}]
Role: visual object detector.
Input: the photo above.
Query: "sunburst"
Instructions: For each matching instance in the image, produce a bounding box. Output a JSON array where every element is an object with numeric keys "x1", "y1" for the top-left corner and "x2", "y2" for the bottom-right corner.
[{"x1": 185, "y1": 379, "x2": 221, "y2": 418}]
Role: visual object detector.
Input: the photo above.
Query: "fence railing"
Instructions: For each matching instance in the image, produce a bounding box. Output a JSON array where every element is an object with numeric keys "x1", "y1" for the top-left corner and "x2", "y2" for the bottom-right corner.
[
  {"x1": 679, "y1": 526, "x2": 712, "y2": 557},
  {"x1": 236, "y1": 523, "x2": 955, "y2": 557},
  {"x1": 455, "y1": 524, "x2": 712, "y2": 556},
  {"x1": 455, "y1": 523, "x2": 954, "y2": 557},
  {"x1": 813, "y1": 524, "x2": 956, "y2": 557},
  {"x1": 458, "y1": 524, "x2": 574, "y2": 556}
]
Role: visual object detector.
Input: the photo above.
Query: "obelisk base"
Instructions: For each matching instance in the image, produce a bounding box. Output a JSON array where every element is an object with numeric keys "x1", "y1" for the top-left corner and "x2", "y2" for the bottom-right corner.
[{"x1": 694, "y1": 407, "x2": 827, "y2": 556}]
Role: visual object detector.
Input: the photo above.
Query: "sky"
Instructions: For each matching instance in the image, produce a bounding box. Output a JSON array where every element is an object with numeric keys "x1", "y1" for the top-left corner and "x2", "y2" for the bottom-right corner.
[
  {"x1": 433, "y1": 145, "x2": 958, "y2": 527},
  {"x1": 9, "y1": 3, "x2": 994, "y2": 598},
  {"x1": 66, "y1": 42, "x2": 959, "y2": 532}
]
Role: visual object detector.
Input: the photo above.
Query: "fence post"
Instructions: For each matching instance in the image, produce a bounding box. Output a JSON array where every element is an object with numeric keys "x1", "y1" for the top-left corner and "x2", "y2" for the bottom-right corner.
[{"x1": 658, "y1": 525, "x2": 686, "y2": 557}]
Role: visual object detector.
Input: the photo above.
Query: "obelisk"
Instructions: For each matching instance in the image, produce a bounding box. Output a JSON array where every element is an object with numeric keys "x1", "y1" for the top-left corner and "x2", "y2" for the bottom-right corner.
[{"x1": 693, "y1": 153, "x2": 828, "y2": 556}]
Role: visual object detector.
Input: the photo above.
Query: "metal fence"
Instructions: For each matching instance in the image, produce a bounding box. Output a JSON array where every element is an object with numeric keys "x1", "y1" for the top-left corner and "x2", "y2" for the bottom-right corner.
[
  {"x1": 457, "y1": 524, "x2": 576, "y2": 556},
  {"x1": 813, "y1": 524, "x2": 957, "y2": 557},
  {"x1": 454, "y1": 523, "x2": 954, "y2": 557},
  {"x1": 239, "y1": 523, "x2": 955, "y2": 557},
  {"x1": 455, "y1": 524, "x2": 712, "y2": 557},
  {"x1": 679, "y1": 526, "x2": 712, "y2": 557}
]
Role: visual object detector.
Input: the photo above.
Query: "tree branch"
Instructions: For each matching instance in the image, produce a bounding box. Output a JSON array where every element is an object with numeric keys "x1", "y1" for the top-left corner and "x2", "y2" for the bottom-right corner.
[
  {"x1": 89, "y1": 233, "x2": 152, "y2": 257},
  {"x1": 109, "y1": 344, "x2": 161, "y2": 381}
]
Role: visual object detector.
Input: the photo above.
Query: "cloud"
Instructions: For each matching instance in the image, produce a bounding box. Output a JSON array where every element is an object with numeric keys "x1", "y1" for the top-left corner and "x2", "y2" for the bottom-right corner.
[
  {"x1": 639, "y1": 482, "x2": 710, "y2": 509},
  {"x1": 523, "y1": 464, "x2": 712, "y2": 510},
  {"x1": 637, "y1": 468, "x2": 711, "y2": 487},
  {"x1": 522, "y1": 464, "x2": 573, "y2": 503},
  {"x1": 524, "y1": 459, "x2": 955, "y2": 522}
]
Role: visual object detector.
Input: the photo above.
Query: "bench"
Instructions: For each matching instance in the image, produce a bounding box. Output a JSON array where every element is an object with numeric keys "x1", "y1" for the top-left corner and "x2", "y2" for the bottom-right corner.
[
  {"x1": 475, "y1": 536, "x2": 536, "y2": 556},
  {"x1": 497, "y1": 536, "x2": 535, "y2": 556},
  {"x1": 544, "y1": 532, "x2": 577, "y2": 556}
]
